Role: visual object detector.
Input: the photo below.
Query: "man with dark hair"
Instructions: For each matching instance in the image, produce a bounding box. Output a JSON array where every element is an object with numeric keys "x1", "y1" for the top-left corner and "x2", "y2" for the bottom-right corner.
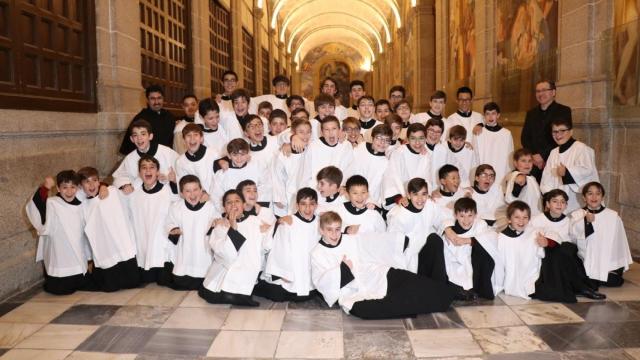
[
  {"x1": 444, "y1": 86, "x2": 483, "y2": 140},
  {"x1": 388, "y1": 85, "x2": 406, "y2": 109},
  {"x1": 119, "y1": 84, "x2": 175, "y2": 155},
  {"x1": 347, "y1": 80, "x2": 366, "y2": 118},
  {"x1": 521, "y1": 80, "x2": 572, "y2": 182}
]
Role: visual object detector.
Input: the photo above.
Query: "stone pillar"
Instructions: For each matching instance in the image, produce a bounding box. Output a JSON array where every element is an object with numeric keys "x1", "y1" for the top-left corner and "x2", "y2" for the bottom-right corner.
[
  {"x1": 231, "y1": 0, "x2": 244, "y2": 86},
  {"x1": 190, "y1": 0, "x2": 212, "y2": 100},
  {"x1": 268, "y1": 29, "x2": 276, "y2": 80},
  {"x1": 278, "y1": 41, "x2": 286, "y2": 75},
  {"x1": 472, "y1": 0, "x2": 494, "y2": 107},
  {"x1": 414, "y1": 1, "x2": 436, "y2": 112},
  {"x1": 253, "y1": 8, "x2": 264, "y2": 94}
]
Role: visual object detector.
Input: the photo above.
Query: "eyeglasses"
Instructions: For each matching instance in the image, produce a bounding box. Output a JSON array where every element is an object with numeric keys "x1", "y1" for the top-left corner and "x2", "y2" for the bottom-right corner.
[
  {"x1": 373, "y1": 136, "x2": 391, "y2": 144},
  {"x1": 396, "y1": 105, "x2": 411, "y2": 111},
  {"x1": 223, "y1": 78, "x2": 237, "y2": 83},
  {"x1": 551, "y1": 128, "x2": 570, "y2": 135},
  {"x1": 389, "y1": 94, "x2": 404, "y2": 99},
  {"x1": 427, "y1": 128, "x2": 443, "y2": 135},
  {"x1": 457, "y1": 98, "x2": 472, "y2": 102},
  {"x1": 478, "y1": 173, "x2": 496, "y2": 179},
  {"x1": 535, "y1": 88, "x2": 553, "y2": 93},
  {"x1": 408, "y1": 136, "x2": 426, "y2": 142}
]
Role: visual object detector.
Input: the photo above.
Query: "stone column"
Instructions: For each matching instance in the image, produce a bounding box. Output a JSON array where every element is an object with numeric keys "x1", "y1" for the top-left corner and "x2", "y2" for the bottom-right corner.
[
  {"x1": 414, "y1": 1, "x2": 436, "y2": 112},
  {"x1": 253, "y1": 8, "x2": 264, "y2": 95},
  {"x1": 278, "y1": 41, "x2": 286, "y2": 75},
  {"x1": 190, "y1": 0, "x2": 212, "y2": 100},
  {"x1": 231, "y1": 0, "x2": 244, "y2": 86},
  {"x1": 268, "y1": 29, "x2": 276, "y2": 80}
]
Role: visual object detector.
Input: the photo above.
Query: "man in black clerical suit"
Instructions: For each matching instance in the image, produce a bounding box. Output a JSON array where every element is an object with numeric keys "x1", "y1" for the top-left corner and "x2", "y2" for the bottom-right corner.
[
  {"x1": 119, "y1": 84, "x2": 175, "y2": 155},
  {"x1": 521, "y1": 80, "x2": 572, "y2": 182}
]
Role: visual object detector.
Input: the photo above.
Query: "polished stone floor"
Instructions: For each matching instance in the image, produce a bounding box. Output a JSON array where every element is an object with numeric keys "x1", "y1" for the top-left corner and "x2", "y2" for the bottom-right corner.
[{"x1": 0, "y1": 264, "x2": 639, "y2": 359}]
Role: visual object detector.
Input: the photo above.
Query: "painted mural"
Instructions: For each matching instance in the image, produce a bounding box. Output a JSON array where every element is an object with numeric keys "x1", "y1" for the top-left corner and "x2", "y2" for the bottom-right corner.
[
  {"x1": 495, "y1": 0, "x2": 559, "y2": 112},
  {"x1": 613, "y1": 0, "x2": 640, "y2": 106},
  {"x1": 448, "y1": 0, "x2": 475, "y2": 82},
  {"x1": 300, "y1": 43, "x2": 367, "y2": 106}
]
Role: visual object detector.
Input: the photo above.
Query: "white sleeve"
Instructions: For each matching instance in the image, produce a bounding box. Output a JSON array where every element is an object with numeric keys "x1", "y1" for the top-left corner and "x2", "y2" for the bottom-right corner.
[
  {"x1": 210, "y1": 225, "x2": 239, "y2": 266},
  {"x1": 311, "y1": 252, "x2": 342, "y2": 307},
  {"x1": 112, "y1": 157, "x2": 132, "y2": 189},
  {"x1": 565, "y1": 147, "x2": 599, "y2": 188}
]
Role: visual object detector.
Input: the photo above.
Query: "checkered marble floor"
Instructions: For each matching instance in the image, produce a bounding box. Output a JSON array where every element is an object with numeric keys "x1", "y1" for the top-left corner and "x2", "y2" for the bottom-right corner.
[{"x1": 0, "y1": 264, "x2": 639, "y2": 359}]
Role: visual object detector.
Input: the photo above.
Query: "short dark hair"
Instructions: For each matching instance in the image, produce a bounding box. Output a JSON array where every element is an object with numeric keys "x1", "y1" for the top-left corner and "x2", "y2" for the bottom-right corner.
[
  {"x1": 182, "y1": 123, "x2": 203, "y2": 138},
  {"x1": 345, "y1": 175, "x2": 368, "y2": 191},
  {"x1": 291, "y1": 107, "x2": 310, "y2": 118},
  {"x1": 582, "y1": 181, "x2": 606, "y2": 197},
  {"x1": 129, "y1": 119, "x2": 153, "y2": 134},
  {"x1": 222, "y1": 70, "x2": 238, "y2": 81},
  {"x1": 537, "y1": 79, "x2": 556, "y2": 90},
  {"x1": 286, "y1": 95, "x2": 305, "y2": 108},
  {"x1": 231, "y1": 88, "x2": 251, "y2": 103},
  {"x1": 227, "y1": 138, "x2": 250, "y2": 154},
  {"x1": 316, "y1": 166, "x2": 343, "y2": 186},
  {"x1": 389, "y1": 85, "x2": 405, "y2": 97},
  {"x1": 551, "y1": 117, "x2": 572, "y2": 130},
  {"x1": 269, "y1": 109, "x2": 287, "y2": 123},
  {"x1": 475, "y1": 164, "x2": 495, "y2": 178},
  {"x1": 296, "y1": 187, "x2": 318, "y2": 203},
  {"x1": 543, "y1": 189, "x2": 569, "y2": 204},
  {"x1": 449, "y1": 125, "x2": 467, "y2": 140},
  {"x1": 342, "y1": 117, "x2": 360, "y2": 129},
  {"x1": 77, "y1": 167, "x2": 99, "y2": 181},
  {"x1": 241, "y1": 114, "x2": 262, "y2": 132},
  {"x1": 236, "y1": 179, "x2": 256, "y2": 193},
  {"x1": 314, "y1": 93, "x2": 335, "y2": 110},
  {"x1": 258, "y1": 101, "x2": 273, "y2": 112},
  {"x1": 357, "y1": 95, "x2": 375, "y2": 106},
  {"x1": 507, "y1": 200, "x2": 531, "y2": 218},
  {"x1": 394, "y1": 99, "x2": 412, "y2": 112},
  {"x1": 426, "y1": 118, "x2": 444, "y2": 131},
  {"x1": 384, "y1": 113, "x2": 404, "y2": 127},
  {"x1": 430, "y1": 90, "x2": 447, "y2": 101},
  {"x1": 371, "y1": 124, "x2": 393, "y2": 138},
  {"x1": 374, "y1": 99, "x2": 391, "y2": 109},
  {"x1": 179, "y1": 174, "x2": 201, "y2": 192},
  {"x1": 272, "y1": 74, "x2": 290, "y2": 86},
  {"x1": 145, "y1": 84, "x2": 164, "y2": 98},
  {"x1": 198, "y1": 98, "x2": 220, "y2": 117},
  {"x1": 182, "y1": 94, "x2": 197, "y2": 102},
  {"x1": 138, "y1": 154, "x2": 160, "y2": 171},
  {"x1": 222, "y1": 189, "x2": 244, "y2": 205},
  {"x1": 320, "y1": 115, "x2": 340, "y2": 130},
  {"x1": 349, "y1": 80, "x2": 365, "y2": 90},
  {"x1": 407, "y1": 177, "x2": 428, "y2": 194},
  {"x1": 513, "y1": 148, "x2": 533, "y2": 161},
  {"x1": 456, "y1": 86, "x2": 473, "y2": 98},
  {"x1": 454, "y1": 197, "x2": 477, "y2": 214},
  {"x1": 56, "y1": 170, "x2": 79, "y2": 186},
  {"x1": 407, "y1": 123, "x2": 426, "y2": 137},
  {"x1": 483, "y1": 102, "x2": 500, "y2": 113},
  {"x1": 291, "y1": 118, "x2": 312, "y2": 132},
  {"x1": 439, "y1": 164, "x2": 459, "y2": 180},
  {"x1": 138, "y1": 154, "x2": 160, "y2": 170}
]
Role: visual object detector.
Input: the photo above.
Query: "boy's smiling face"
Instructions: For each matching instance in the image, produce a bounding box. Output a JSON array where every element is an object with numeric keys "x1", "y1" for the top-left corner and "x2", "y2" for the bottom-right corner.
[
  {"x1": 297, "y1": 197, "x2": 318, "y2": 219},
  {"x1": 408, "y1": 187, "x2": 429, "y2": 209},
  {"x1": 509, "y1": 209, "x2": 530, "y2": 231},
  {"x1": 320, "y1": 221, "x2": 342, "y2": 245},
  {"x1": 347, "y1": 185, "x2": 369, "y2": 209},
  {"x1": 455, "y1": 210, "x2": 476, "y2": 230},
  {"x1": 244, "y1": 118, "x2": 265, "y2": 143},
  {"x1": 130, "y1": 127, "x2": 153, "y2": 152},
  {"x1": 58, "y1": 181, "x2": 78, "y2": 202},
  {"x1": 181, "y1": 182, "x2": 202, "y2": 206},
  {"x1": 139, "y1": 160, "x2": 159, "y2": 187},
  {"x1": 184, "y1": 131, "x2": 204, "y2": 154},
  {"x1": 81, "y1": 176, "x2": 100, "y2": 197},
  {"x1": 440, "y1": 171, "x2": 461, "y2": 193}
]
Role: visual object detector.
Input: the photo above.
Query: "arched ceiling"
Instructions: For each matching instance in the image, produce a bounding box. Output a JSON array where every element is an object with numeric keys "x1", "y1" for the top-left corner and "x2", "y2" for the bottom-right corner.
[{"x1": 267, "y1": 0, "x2": 409, "y2": 68}]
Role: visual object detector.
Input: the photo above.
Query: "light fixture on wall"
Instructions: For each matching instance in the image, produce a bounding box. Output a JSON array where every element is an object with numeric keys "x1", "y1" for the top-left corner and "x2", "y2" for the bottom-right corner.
[
  {"x1": 411, "y1": 0, "x2": 416, "y2": 7},
  {"x1": 361, "y1": 59, "x2": 372, "y2": 72}
]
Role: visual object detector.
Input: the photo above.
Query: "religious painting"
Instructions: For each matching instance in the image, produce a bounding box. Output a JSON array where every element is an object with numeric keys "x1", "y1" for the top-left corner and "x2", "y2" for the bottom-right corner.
[
  {"x1": 404, "y1": 12, "x2": 416, "y2": 106},
  {"x1": 613, "y1": 0, "x2": 640, "y2": 106},
  {"x1": 495, "y1": 0, "x2": 559, "y2": 112},
  {"x1": 448, "y1": 0, "x2": 476, "y2": 81}
]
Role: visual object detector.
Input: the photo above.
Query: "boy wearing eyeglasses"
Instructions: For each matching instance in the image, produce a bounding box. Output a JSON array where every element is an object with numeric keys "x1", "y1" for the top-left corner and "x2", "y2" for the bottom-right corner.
[{"x1": 540, "y1": 117, "x2": 599, "y2": 213}]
